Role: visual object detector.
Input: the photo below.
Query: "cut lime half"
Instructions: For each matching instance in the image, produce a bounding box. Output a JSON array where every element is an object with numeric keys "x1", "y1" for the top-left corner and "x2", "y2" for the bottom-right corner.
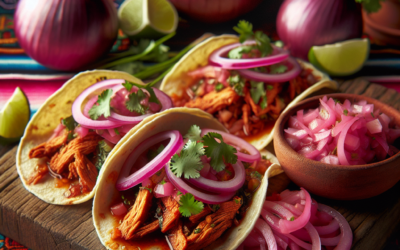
[
  {"x1": 308, "y1": 38, "x2": 370, "y2": 76},
  {"x1": 0, "y1": 87, "x2": 30, "y2": 144},
  {"x1": 118, "y1": 0, "x2": 178, "y2": 38}
]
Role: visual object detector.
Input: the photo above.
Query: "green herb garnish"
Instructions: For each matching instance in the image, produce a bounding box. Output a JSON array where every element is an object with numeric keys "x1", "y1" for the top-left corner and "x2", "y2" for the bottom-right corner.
[
  {"x1": 215, "y1": 83, "x2": 224, "y2": 92},
  {"x1": 203, "y1": 132, "x2": 237, "y2": 172},
  {"x1": 343, "y1": 109, "x2": 348, "y2": 116},
  {"x1": 89, "y1": 89, "x2": 113, "y2": 120},
  {"x1": 95, "y1": 140, "x2": 113, "y2": 170},
  {"x1": 126, "y1": 88, "x2": 147, "y2": 115},
  {"x1": 232, "y1": 20, "x2": 273, "y2": 57},
  {"x1": 250, "y1": 81, "x2": 267, "y2": 109},
  {"x1": 184, "y1": 125, "x2": 202, "y2": 142},
  {"x1": 169, "y1": 140, "x2": 204, "y2": 179},
  {"x1": 228, "y1": 75, "x2": 245, "y2": 96},
  {"x1": 179, "y1": 193, "x2": 204, "y2": 217}
]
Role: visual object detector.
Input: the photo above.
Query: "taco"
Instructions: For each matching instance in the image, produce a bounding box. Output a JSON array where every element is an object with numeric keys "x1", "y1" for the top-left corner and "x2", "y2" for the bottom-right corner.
[
  {"x1": 93, "y1": 108, "x2": 283, "y2": 250},
  {"x1": 16, "y1": 70, "x2": 173, "y2": 205},
  {"x1": 160, "y1": 34, "x2": 338, "y2": 150}
]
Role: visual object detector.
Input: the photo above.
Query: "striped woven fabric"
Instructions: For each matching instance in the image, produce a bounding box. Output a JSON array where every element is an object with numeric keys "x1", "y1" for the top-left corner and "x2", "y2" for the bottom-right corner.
[{"x1": 0, "y1": 234, "x2": 30, "y2": 250}]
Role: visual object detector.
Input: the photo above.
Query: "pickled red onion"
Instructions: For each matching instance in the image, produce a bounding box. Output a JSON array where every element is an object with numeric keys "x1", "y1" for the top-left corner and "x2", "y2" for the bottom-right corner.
[
  {"x1": 200, "y1": 129, "x2": 260, "y2": 163},
  {"x1": 116, "y1": 130, "x2": 183, "y2": 191},
  {"x1": 208, "y1": 42, "x2": 289, "y2": 70},
  {"x1": 237, "y1": 57, "x2": 301, "y2": 83},
  {"x1": 165, "y1": 163, "x2": 236, "y2": 204},
  {"x1": 72, "y1": 79, "x2": 125, "y2": 129},
  {"x1": 186, "y1": 160, "x2": 245, "y2": 193}
]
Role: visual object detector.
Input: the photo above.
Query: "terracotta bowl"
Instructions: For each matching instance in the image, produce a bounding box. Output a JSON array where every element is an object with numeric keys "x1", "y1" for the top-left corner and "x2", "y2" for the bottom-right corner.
[{"x1": 273, "y1": 94, "x2": 400, "y2": 200}]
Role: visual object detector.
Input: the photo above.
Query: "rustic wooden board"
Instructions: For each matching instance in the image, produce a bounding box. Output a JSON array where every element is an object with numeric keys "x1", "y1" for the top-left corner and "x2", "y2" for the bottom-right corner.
[{"x1": 1, "y1": 79, "x2": 399, "y2": 250}]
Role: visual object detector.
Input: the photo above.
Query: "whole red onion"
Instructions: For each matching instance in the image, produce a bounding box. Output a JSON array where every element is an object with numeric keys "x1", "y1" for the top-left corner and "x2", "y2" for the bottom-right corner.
[
  {"x1": 276, "y1": 0, "x2": 363, "y2": 60},
  {"x1": 169, "y1": 0, "x2": 262, "y2": 23},
  {"x1": 14, "y1": 0, "x2": 118, "y2": 71}
]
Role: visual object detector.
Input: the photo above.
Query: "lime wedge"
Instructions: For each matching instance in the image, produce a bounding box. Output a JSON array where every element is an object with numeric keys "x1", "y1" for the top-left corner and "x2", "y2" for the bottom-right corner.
[
  {"x1": 308, "y1": 38, "x2": 370, "y2": 76},
  {"x1": 118, "y1": 0, "x2": 178, "y2": 38},
  {"x1": 0, "y1": 87, "x2": 30, "y2": 144}
]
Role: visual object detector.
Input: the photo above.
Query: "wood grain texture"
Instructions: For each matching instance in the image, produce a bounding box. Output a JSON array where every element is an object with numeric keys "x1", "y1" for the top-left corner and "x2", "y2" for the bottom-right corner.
[{"x1": 0, "y1": 80, "x2": 399, "y2": 250}]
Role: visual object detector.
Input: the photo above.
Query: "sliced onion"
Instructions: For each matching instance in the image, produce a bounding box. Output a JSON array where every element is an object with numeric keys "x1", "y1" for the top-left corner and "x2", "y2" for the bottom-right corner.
[
  {"x1": 263, "y1": 201, "x2": 294, "y2": 220},
  {"x1": 110, "y1": 202, "x2": 128, "y2": 217},
  {"x1": 254, "y1": 218, "x2": 278, "y2": 250},
  {"x1": 201, "y1": 129, "x2": 260, "y2": 163},
  {"x1": 116, "y1": 130, "x2": 183, "y2": 191},
  {"x1": 154, "y1": 182, "x2": 175, "y2": 198},
  {"x1": 108, "y1": 87, "x2": 173, "y2": 124},
  {"x1": 318, "y1": 204, "x2": 353, "y2": 250},
  {"x1": 337, "y1": 117, "x2": 359, "y2": 165},
  {"x1": 75, "y1": 126, "x2": 89, "y2": 138},
  {"x1": 187, "y1": 161, "x2": 245, "y2": 193},
  {"x1": 96, "y1": 129, "x2": 121, "y2": 145},
  {"x1": 165, "y1": 163, "x2": 236, "y2": 204},
  {"x1": 237, "y1": 57, "x2": 301, "y2": 83},
  {"x1": 208, "y1": 42, "x2": 289, "y2": 70},
  {"x1": 304, "y1": 222, "x2": 321, "y2": 250},
  {"x1": 279, "y1": 188, "x2": 312, "y2": 234},
  {"x1": 72, "y1": 79, "x2": 126, "y2": 129}
]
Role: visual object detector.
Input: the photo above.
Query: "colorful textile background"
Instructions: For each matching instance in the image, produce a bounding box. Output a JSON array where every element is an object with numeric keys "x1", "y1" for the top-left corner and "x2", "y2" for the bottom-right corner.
[{"x1": 0, "y1": 234, "x2": 30, "y2": 250}]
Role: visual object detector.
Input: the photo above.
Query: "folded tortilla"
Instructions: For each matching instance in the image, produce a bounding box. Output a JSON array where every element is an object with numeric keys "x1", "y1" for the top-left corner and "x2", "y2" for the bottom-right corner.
[
  {"x1": 16, "y1": 70, "x2": 150, "y2": 205},
  {"x1": 160, "y1": 35, "x2": 338, "y2": 150},
  {"x1": 93, "y1": 108, "x2": 283, "y2": 250}
]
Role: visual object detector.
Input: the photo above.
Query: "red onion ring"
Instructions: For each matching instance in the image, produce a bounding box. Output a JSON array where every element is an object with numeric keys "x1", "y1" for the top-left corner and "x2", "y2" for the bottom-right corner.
[
  {"x1": 116, "y1": 130, "x2": 183, "y2": 191},
  {"x1": 165, "y1": 163, "x2": 236, "y2": 204},
  {"x1": 318, "y1": 204, "x2": 353, "y2": 250},
  {"x1": 279, "y1": 188, "x2": 312, "y2": 234},
  {"x1": 304, "y1": 222, "x2": 321, "y2": 250},
  {"x1": 237, "y1": 57, "x2": 301, "y2": 83},
  {"x1": 108, "y1": 87, "x2": 173, "y2": 124},
  {"x1": 208, "y1": 42, "x2": 289, "y2": 70},
  {"x1": 72, "y1": 79, "x2": 126, "y2": 129},
  {"x1": 254, "y1": 218, "x2": 278, "y2": 250},
  {"x1": 337, "y1": 117, "x2": 359, "y2": 165},
  {"x1": 186, "y1": 160, "x2": 245, "y2": 193},
  {"x1": 200, "y1": 129, "x2": 261, "y2": 163}
]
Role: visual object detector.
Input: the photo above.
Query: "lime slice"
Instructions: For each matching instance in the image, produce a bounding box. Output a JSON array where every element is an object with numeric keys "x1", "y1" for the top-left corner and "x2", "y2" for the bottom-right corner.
[
  {"x1": 0, "y1": 87, "x2": 30, "y2": 144},
  {"x1": 118, "y1": 0, "x2": 178, "y2": 38},
  {"x1": 308, "y1": 38, "x2": 370, "y2": 76}
]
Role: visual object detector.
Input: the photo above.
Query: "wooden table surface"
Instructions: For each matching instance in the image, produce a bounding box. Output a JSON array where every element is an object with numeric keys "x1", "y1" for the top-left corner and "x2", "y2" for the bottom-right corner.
[{"x1": 1, "y1": 78, "x2": 400, "y2": 250}]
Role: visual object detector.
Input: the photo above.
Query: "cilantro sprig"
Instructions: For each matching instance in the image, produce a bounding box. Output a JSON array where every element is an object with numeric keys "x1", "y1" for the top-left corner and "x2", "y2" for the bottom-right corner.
[
  {"x1": 169, "y1": 140, "x2": 205, "y2": 179},
  {"x1": 250, "y1": 81, "x2": 267, "y2": 110},
  {"x1": 178, "y1": 193, "x2": 204, "y2": 217},
  {"x1": 184, "y1": 125, "x2": 202, "y2": 142},
  {"x1": 89, "y1": 89, "x2": 113, "y2": 120},
  {"x1": 230, "y1": 20, "x2": 273, "y2": 58},
  {"x1": 123, "y1": 80, "x2": 160, "y2": 115},
  {"x1": 203, "y1": 132, "x2": 237, "y2": 172}
]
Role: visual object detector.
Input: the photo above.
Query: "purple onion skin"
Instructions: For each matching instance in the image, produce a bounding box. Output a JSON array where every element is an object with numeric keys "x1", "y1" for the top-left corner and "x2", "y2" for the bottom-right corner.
[
  {"x1": 14, "y1": 0, "x2": 118, "y2": 71},
  {"x1": 276, "y1": 0, "x2": 363, "y2": 60}
]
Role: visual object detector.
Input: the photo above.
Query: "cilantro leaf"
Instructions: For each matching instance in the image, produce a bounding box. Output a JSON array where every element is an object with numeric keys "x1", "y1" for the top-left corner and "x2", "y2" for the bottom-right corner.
[
  {"x1": 179, "y1": 193, "x2": 204, "y2": 217},
  {"x1": 254, "y1": 31, "x2": 273, "y2": 57},
  {"x1": 169, "y1": 141, "x2": 204, "y2": 179},
  {"x1": 89, "y1": 89, "x2": 113, "y2": 120},
  {"x1": 266, "y1": 85, "x2": 274, "y2": 90},
  {"x1": 233, "y1": 20, "x2": 254, "y2": 43},
  {"x1": 95, "y1": 140, "x2": 113, "y2": 170},
  {"x1": 232, "y1": 20, "x2": 273, "y2": 57},
  {"x1": 122, "y1": 81, "x2": 134, "y2": 91},
  {"x1": 123, "y1": 80, "x2": 159, "y2": 105},
  {"x1": 215, "y1": 83, "x2": 224, "y2": 92},
  {"x1": 202, "y1": 132, "x2": 237, "y2": 172},
  {"x1": 146, "y1": 87, "x2": 159, "y2": 104},
  {"x1": 184, "y1": 125, "x2": 202, "y2": 142},
  {"x1": 126, "y1": 89, "x2": 147, "y2": 114},
  {"x1": 228, "y1": 75, "x2": 245, "y2": 96},
  {"x1": 270, "y1": 64, "x2": 288, "y2": 74},
  {"x1": 250, "y1": 81, "x2": 265, "y2": 104},
  {"x1": 61, "y1": 116, "x2": 78, "y2": 131},
  {"x1": 114, "y1": 128, "x2": 120, "y2": 135},
  {"x1": 228, "y1": 45, "x2": 253, "y2": 59}
]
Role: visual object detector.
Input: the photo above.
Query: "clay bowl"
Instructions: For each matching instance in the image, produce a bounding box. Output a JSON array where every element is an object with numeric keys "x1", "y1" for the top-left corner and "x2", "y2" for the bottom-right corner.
[{"x1": 274, "y1": 93, "x2": 400, "y2": 200}]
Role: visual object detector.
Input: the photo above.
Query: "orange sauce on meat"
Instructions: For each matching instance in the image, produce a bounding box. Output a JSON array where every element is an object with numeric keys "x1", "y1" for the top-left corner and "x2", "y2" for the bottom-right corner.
[
  {"x1": 107, "y1": 213, "x2": 170, "y2": 250},
  {"x1": 54, "y1": 178, "x2": 73, "y2": 188}
]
